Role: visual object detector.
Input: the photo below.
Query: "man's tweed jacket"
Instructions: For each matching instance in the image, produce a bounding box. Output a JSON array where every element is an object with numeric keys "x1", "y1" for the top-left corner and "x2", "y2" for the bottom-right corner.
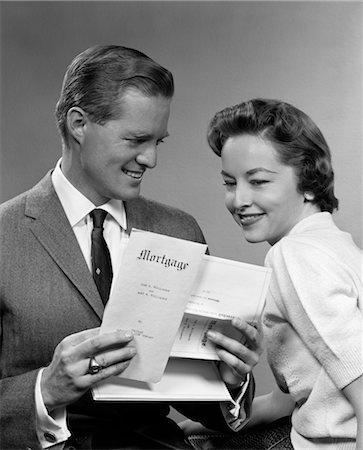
[{"x1": 0, "y1": 172, "x2": 248, "y2": 450}]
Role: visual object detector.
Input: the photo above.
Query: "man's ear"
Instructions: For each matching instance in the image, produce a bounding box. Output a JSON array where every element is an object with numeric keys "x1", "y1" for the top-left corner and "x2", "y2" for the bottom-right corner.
[{"x1": 66, "y1": 107, "x2": 88, "y2": 144}]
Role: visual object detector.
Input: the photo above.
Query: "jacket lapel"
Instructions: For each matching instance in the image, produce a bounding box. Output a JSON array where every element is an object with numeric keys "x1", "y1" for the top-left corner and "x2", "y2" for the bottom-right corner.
[
  {"x1": 25, "y1": 173, "x2": 104, "y2": 320},
  {"x1": 124, "y1": 197, "x2": 156, "y2": 233}
]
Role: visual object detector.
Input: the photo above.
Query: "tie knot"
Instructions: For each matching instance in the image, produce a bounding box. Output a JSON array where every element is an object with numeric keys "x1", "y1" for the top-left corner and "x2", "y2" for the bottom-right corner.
[{"x1": 91, "y1": 209, "x2": 107, "y2": 229}]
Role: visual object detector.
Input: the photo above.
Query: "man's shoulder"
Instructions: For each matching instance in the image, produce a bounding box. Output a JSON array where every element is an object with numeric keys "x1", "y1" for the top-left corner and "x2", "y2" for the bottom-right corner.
[
  {"x1": 126, "y1": 196, "x2": 206, "y2": 244},
  {"x1": 133, "y1": 196, "x2": 195, "y2": 219},
  {"x1": 0, "y1": 189, "x2": 28, "y2": 221},
  {"x1": 0, "y1": 172, "x2": 53, "y2": 222}
]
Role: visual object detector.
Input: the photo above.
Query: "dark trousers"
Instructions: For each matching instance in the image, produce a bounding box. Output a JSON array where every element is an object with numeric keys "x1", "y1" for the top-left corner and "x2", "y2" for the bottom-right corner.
[
  {"x1": 65, "y1": 420, "x2": 192, "y2": 450},
  {"x1": 187, "y1": 416, "x2": 293, "y2": 450}
]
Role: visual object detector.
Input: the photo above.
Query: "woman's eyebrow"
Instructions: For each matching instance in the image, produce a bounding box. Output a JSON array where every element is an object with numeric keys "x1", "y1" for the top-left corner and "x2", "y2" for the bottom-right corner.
[{"x1": 246, "y1": 168, "x2": 278, "y2": 175}]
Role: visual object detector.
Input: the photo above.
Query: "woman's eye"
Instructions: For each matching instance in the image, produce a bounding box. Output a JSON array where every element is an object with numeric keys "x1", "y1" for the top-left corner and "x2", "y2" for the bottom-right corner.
[
  {"x1": 222, "y1": 180, "x2": 236, "y2": 187},
  {"x1": 156, "y1": 139, "x2": 165, "y2": 146},
  {"x1": 250, "y1": 179, "x2": 269, "y2": 185}
]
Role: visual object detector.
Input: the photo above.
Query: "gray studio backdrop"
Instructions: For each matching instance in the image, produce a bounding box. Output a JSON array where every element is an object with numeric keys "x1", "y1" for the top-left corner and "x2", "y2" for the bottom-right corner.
[{"x1": 1, "y1": 1, "x2": 362, "y2": 404}]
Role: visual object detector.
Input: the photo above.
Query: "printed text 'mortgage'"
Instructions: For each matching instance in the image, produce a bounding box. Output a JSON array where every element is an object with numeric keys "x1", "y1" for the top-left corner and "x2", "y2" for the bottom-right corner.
[{"x1": 137, "y1": 249, "x2": 189, "y2": 271}]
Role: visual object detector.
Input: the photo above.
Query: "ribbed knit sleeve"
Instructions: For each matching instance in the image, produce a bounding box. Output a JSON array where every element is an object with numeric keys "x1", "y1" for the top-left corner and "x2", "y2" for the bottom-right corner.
[{"x1": 265, "y1": 236, "x2": 362, "y2": 391}]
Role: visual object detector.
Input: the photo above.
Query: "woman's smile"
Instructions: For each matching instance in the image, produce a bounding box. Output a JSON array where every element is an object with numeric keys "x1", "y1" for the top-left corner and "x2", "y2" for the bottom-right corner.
[{"x1": 237, "y1": 213, "x2": 265, "y2": 227}]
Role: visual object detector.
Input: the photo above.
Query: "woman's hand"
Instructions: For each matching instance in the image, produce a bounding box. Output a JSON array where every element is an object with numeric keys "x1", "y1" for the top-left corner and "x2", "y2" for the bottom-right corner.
[{"x1": 207, "y1": 318, "x2": 263, "y2": 388}]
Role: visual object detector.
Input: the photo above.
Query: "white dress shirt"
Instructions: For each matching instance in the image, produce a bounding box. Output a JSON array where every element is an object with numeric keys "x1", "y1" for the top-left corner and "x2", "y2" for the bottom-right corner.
[{"x1": 35, "y1": 159, "x2": 128, "y2": 447}]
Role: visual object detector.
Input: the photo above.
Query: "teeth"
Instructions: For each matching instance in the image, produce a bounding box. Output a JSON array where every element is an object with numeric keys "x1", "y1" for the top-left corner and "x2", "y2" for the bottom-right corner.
[
  {"x1": 123, "y1": 169, "x2": 143, "y2": 179},
  {"x1": 239, "y1": 214, "x2": 263, "y2": 225},
  {"x1": 241, "y1": 214, "x2": 261, "y2": 219}
]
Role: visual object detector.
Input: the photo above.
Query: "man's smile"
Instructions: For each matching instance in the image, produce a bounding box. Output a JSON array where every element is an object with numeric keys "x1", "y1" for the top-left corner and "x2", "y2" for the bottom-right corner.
[{"x1": 122, "y1": 168, "x2": 144, "y2": 180}]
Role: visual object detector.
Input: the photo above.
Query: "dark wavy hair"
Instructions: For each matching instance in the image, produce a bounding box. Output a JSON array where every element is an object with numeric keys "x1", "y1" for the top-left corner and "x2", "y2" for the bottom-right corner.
[
  {"x1": 207, "y1": 98, "x2": 338, "y2": 213},
  {"x1": 55, "y1": 45, "x2": 174, "y2": 145}
]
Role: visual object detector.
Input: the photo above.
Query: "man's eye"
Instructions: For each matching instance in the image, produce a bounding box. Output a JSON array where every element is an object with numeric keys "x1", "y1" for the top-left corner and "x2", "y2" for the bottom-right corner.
[
  {"x1": 156, "y1": 139, "x2": 165, "y2": 146},
  {"x1": 125, "y1": 138, "x2": 146, "y2": 146}
]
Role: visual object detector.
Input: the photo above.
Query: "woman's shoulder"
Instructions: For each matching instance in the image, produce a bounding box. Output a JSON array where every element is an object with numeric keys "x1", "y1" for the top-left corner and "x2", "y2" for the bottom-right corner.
[
  {"x1": 266, "y1": 221, "x2": 361, "y2": 278},
  {"x1": 267, "y1": 226, "x2": 328, "y2": 258}
]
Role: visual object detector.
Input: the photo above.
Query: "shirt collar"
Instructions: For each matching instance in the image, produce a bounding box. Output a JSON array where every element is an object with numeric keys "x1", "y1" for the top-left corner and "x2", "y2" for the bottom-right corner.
[
  {"x1": 287, "y1": 212, "x2": 334, "y2": 236},
  {"x1": 51, "y1": 158, "x2": 127, "y2": 229}
]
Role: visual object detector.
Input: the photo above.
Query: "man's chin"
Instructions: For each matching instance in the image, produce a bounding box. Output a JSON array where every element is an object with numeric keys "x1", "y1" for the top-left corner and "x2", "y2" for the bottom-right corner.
[{"x1": 114, "y1": 186, "x2": 141, "y2": 201}]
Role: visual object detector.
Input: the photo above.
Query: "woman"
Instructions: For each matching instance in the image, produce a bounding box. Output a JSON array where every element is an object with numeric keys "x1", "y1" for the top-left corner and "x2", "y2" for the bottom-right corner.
[{"x1": 207, "y1": 99, "x2": 362, "y2": 449}]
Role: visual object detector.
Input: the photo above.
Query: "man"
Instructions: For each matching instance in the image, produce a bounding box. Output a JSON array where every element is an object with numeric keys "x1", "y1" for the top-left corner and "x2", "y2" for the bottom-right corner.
[{"x1": 0, "y1": 45, "x2": 261, "y2": 450}]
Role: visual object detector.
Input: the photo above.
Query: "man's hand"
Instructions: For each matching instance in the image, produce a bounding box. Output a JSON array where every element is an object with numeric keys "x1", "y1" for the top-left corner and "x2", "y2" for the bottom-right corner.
[
  {"x1": 207, "y1": 318, "x2": 263, "y2": 388},
  {"x1": 41, "y1": 328, "x2": 136, "y2": 412}
]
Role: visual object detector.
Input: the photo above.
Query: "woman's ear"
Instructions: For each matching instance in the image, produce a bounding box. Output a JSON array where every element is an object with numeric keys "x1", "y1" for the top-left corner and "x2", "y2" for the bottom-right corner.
[
  {"x1": 304, "y1": 192, "x2": 315, "y2": 202},
  {"x1": 66, "y1": 107, "x2": 88, "y2": 144}
]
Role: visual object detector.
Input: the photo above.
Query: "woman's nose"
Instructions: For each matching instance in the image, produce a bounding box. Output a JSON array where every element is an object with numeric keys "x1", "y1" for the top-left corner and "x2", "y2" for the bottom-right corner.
[{"x1": 232, "y1": 186, "x2": 252, "y2": 209}]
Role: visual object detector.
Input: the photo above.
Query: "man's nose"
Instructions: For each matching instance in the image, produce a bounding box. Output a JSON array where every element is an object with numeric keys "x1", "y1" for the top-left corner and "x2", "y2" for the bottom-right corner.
[{"x1": 136, "y1": 145, "x2": 157, "y2": 169}]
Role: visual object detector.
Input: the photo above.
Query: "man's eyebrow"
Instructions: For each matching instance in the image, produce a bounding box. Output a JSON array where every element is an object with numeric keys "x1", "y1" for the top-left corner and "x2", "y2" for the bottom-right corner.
[
  {"x1": 126, "y1": 132, "x2": 170, "y2": 139},
  {"x1": 159, "y1": 132, "x2": 170, "y2": 140}
]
